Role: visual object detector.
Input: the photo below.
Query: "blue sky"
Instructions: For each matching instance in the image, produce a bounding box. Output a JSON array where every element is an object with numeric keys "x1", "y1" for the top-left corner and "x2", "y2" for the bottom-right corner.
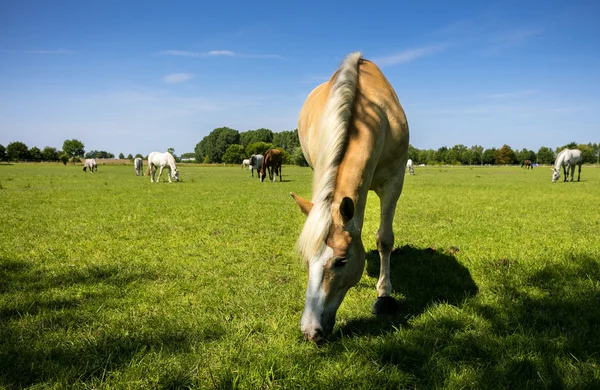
[{"x1": 0, "y1": 0, "x2": 598, "y2": 156}]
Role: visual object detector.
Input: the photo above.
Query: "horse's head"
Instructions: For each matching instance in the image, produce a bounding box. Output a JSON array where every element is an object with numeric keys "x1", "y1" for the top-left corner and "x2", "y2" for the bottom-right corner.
[
  {"x1": 551, "y1": 167, "x2": 560, "y2": 183},
  {"x1": 291, "y1": 193, "x2": 365, "y2": 343},
  {"x1": 172, "y1": 169, "x2": 179, "y2": 182},
  {"x1": 259, "y1": 168, "x2": 266, "y2": 182}
]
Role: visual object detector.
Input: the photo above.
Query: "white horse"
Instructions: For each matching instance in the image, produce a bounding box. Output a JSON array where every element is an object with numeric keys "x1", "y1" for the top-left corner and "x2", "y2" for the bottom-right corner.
[
  {"x1": 249, "y1": 154, "x2": 264, "y2": 178},
  {"x1": 552, "y1": 148, "x2": 583, "y2": 183},
  {"x1": 83, "y1": 158, "x2": 97, "y2": 172},
  {"x1": 148, "y1": 151, "x2": 179, "y2": 183},
  {"x1": 134, "y1": 157, "x2": 143, "y2": 176},
  {"x1": 406, "y1": 159, "x2": 414, "y2": 175},
  {"x1": 242, "y1": 159, "x2": 250, "y2": 170}
]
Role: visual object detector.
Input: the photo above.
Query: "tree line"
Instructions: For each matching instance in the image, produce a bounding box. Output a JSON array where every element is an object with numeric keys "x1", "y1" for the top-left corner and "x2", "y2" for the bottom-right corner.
[
  {"x1": 407, "y1": 142, "x2": 599, "y2": 166},
  {"x1": 0, "y1": 139, "x2": 148, "y2": 164},
  {"x1": 194, "y1": 127, "x2": 309, "y2": 166},
  {"x1": 2, "y1": 134, "x2": 598, "y2": 167}
]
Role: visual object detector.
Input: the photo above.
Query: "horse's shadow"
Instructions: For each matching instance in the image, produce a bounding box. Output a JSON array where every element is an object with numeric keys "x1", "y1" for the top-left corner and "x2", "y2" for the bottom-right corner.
[{"x1": 337, "y1": 245, "x2": 478, "y2": 338}]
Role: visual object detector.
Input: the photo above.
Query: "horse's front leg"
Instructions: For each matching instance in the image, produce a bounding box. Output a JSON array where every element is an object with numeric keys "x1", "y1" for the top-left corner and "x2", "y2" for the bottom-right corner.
[
  {"x1": 577, "y1": 164, "x2": 581, "y2": 181},
  {"x1": 372, "y1": 178, "x2": 404, "y2": 315},
  {"x1": 167, "y1": 167, "x2": 172, "y2": 183},
  {"x1": 157, "y1": 166, "x2": 164, "y2": 183}
]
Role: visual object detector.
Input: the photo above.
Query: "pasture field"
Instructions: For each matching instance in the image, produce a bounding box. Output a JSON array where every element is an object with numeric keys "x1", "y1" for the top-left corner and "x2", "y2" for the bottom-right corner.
[{"x1": 1, "y1": 163, "x2": 599, "y2": 389}]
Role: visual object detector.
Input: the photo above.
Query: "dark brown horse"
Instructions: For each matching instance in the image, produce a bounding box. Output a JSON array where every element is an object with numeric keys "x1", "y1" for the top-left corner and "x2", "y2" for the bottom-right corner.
[
  {"x1": 521, "y1": 160, "x2": 533, "y2": 169},
  {"x1": 260, "y1": 148, "x2": 283, "y2": 182}
]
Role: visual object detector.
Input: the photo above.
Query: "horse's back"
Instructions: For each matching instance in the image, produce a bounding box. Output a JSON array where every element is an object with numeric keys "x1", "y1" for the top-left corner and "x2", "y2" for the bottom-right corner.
[{"x1": 298, "y1": 55, "x2": 409, "y2": 187}]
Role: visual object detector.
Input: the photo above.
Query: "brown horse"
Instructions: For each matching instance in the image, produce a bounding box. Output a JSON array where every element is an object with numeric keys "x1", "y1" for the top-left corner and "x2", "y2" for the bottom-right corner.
[
  {"x1": 260, "y1": 148, "x2": 283, "y2": 182},
  {"x1": 521, "y1": 160, "x2": 533, "y2": 169},
  {"x1": 290, "y1": 52, "x2": 409, "y2": 342}
]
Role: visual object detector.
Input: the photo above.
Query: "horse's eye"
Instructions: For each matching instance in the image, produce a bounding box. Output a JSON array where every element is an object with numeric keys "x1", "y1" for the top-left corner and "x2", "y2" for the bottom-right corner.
[{"x1": 333, "y1": 257, "x2": 348, "y2": 268}]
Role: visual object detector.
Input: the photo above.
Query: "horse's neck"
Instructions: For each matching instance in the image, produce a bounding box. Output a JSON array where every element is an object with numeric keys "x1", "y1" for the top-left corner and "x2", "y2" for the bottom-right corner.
[{"x1": 555, "y1": 152, "x2": 566, "y2": 169}]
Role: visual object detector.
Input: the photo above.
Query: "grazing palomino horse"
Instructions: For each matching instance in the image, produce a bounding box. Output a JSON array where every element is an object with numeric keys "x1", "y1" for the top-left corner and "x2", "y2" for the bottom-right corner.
[
  {"x1": 249, "y1": 154, "x2": 264, "y2": 178},
  {"x1": 148, "y1": 151, "x2": 179, "y2": 183},
  {"x1": 406, "y1": 159, "x2": 414, "y2": 175},
  {"x1": 521, "y1": 160, "x2": 533, "y2": 169},
  {"x1": 260, "y1": 148, "x2": 283, "y2": 182},
  {"x1": 290, "y1": 52, "x2": 409, "y2": 342},
  {"x1": 242, "y1": 159, "x2": 250, "y2": 170},
  {"x1": 552, "y1": 148, "x2": 583, "y2": 183},
  {"x1": 82, "y1": 158, "x2": 97, "y2": 172},
  {"x1": 134, "y1": 157, "x2": 143, "y2": 176}
]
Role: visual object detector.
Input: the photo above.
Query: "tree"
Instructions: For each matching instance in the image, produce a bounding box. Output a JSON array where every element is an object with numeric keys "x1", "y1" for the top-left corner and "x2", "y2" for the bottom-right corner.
[
  {"x1": 246, "y1": 142, "x2": 275, "y2": 157},
  {"x1": 0, "y1": 144, "x2": 6, "y2": 161},
  {"x1": 6, "y1": 141, "x2": 29, "y2": 161},
  {"x1": 195, "y1": 127, "x2": 240, "y2": 163},
  {"x1": 291, "y1": 147, "x2": 309, "y2": 166},
  {"x1": 537, "y1": 146, "x2": 554, "y2": 165},
  {"x1": 59, "y1": 153, "x2": 69, "y2": 165},
  {"x1": 434, "y1": 146, "x2": 448, "y2": 164},
  {"x1": 29, "y1": 146, "x2": 42, "y2": 161},
  {"x1": 135, "y1": 153, "x2": 144, "y2": 159},
  {"x1": 62, "y1": 139, "x2": 85, "y2": 158},
  {"x1": 470, "y1": 145, "x2": 484, "y2": 165},
  {"x1": 495, "y1": 144, "x2": 516, "y2": 165},
  {"x1": 127, "y1": 153, "x2": 133, "y2": 159},
  {"x1": 118, "y1": 153, "x2": 125, "y2": 159},
  {"x1": 272, "y1": 129, "x2": 300, "y2": 151},
  {"x1": 240, "y1": 128, "x2": 274, "y2": 147},
  {"x1": 222, "y1": 144, "x2": 246, "y2": 164},
  {"x1": 41, "y1": 147, "x2": 59, "y2": 161},
  {"x1": 482, "y1": 148, "x2": 498, "y2": 165}
]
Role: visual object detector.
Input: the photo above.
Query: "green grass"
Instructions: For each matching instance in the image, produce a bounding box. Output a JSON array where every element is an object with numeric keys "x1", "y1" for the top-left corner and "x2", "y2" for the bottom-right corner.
[{"x1": 1, "y1": 163, "x2": 599, "y2": 389}]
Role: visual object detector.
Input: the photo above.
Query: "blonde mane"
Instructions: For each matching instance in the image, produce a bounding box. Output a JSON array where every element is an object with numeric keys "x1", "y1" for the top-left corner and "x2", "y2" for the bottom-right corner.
[{"x1": 296, "y1": 51, "x2": 362, "y2": 261}]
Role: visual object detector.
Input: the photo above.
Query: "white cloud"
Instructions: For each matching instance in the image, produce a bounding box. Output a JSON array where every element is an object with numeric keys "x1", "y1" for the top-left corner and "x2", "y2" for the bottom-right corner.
[
  {"x1": 489, "y1": 29, "x2": 543, "y2": 44},
  {"x1": 371, "y1": 44, "x2": 448, "y2": 66},
  {"x1": 163, "y1": 73, "x2": 194, "y2": 84},
  {"x1": 156, "y1": 49, "x2": 283, "y2": 59},
  {"x1": 206, "y1": 50, "x2": 235, "y2": 56},
  {"x1": 482, "y1": 90, "x2": 539, "y2": 99},
  {"x1": 0, "y1": 49, "x2": 74, "y2": 54}
]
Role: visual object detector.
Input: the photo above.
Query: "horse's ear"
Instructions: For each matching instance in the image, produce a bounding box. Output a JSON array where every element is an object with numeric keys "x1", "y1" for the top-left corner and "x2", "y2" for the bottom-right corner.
[
  {"x1": 340, "y1": 196, "x2": 354, "y2": 223},
  {"x1": 290, "y1": 192, "x2": 313, "y2": 216}
]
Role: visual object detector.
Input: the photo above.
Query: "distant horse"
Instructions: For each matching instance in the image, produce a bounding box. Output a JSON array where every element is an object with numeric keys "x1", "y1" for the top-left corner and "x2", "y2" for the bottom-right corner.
[
  {"x1": 134, "y1": 157, "x2": 143, "y2": 176},
  {"x1": 406, "y1": 159, "x2": 414, "y2": 175},
  {"x1": 552, "y1": 148, "x2": 583, "y2": 183},
  {"x1": 148, "y1": 151, "x2": 179, "y2": 183},
  {"x1": 82, "y1": 158, "x2": 97, "y2": 172},
  {"x1": 260, "y1": 148, "x2": 283, "y2": 182},
  {"x1": 249, "y1": 154, "x2": 264, "y2": 178},
  {"x1": 290, "y1": 52, "x2": 409, "y2": 342},
  {"x1": 242, "y1": 159, "x2": 250, "y2": 170},
  {"x1": 521, "y1": 160, "x2": 533, "y2": 170}
]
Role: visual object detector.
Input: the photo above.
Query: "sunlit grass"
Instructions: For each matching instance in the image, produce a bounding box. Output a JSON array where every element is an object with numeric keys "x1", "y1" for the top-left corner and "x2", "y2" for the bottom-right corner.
[{"x1": 1, "y1": 163, "x2": 599, "y2": 388}]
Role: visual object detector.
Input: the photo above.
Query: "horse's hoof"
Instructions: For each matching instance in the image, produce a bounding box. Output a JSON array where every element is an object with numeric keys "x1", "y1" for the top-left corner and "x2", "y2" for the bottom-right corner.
[{"x1": 372, "y1": 296, "x2": 400, "y2": 315}]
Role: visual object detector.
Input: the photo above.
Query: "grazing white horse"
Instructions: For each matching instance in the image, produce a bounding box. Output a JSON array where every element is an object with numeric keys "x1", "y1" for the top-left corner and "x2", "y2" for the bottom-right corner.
[
  {"x1": 134, "y1": 157, "x2": 143, "y2": 176},
  {"x1": 148, "y1": 151, "x2": 179, "y2": 183},
  {"x1": 552, "y1": 148, "x2": 583, "y2": 183},
  {"x1": 249, "y1": 154, "x2": 264, "y2": 178},
  {"x1": 406, "y1": 159, "x2": 415, "y2": 175},
  {"x1": 83, "y1": 158, "x2": 97, "y2": 172},
  {"x1": 242, "y1": 159, "x2": 250, "y2": 170}
]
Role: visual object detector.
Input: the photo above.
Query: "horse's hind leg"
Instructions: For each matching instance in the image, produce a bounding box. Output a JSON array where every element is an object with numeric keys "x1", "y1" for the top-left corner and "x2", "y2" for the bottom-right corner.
[
  {"x1": 577, "y1": 164, "x2": 581, "y2": 181},
  {"x1": 372, "y1": 175, "x2": 405, "y2": 315},
  {"x1": 569, "y1": 165, "x2": 575, "y2": 182}
]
